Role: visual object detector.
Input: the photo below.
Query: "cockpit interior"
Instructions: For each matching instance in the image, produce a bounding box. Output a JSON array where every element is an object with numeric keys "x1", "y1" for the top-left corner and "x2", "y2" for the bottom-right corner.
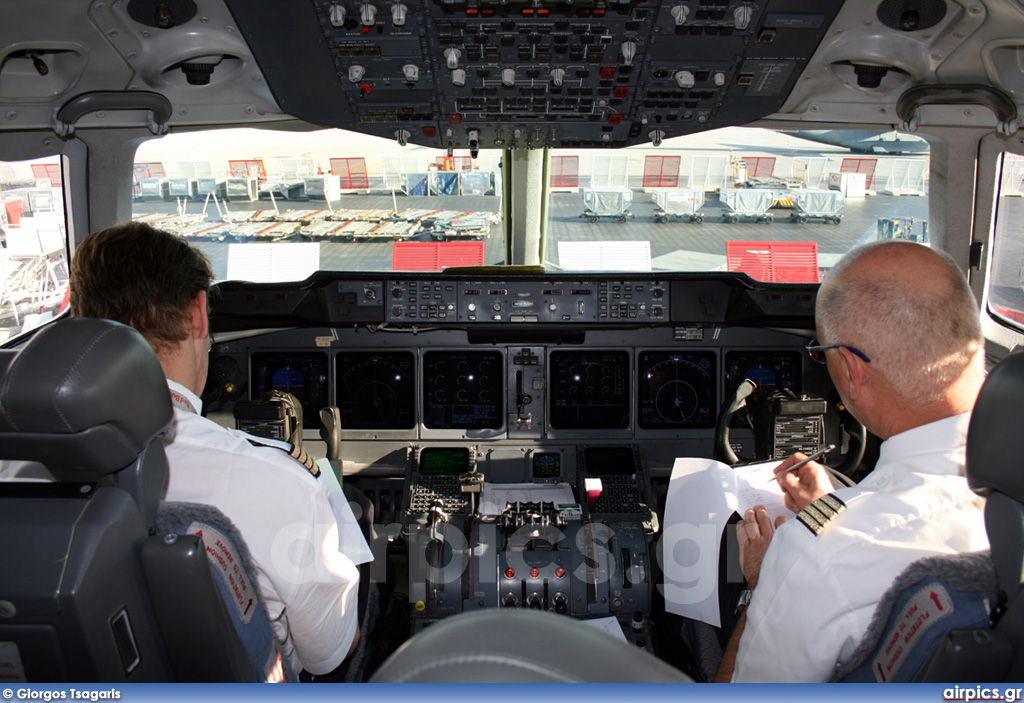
[{"x1": 2, "y1": 0, "x2": 1024, "y2": 685}]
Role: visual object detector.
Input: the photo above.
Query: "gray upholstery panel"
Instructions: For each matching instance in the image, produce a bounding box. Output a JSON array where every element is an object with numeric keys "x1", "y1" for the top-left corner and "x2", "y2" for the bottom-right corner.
[
  {"x1": 0, "y1": 318, "x2": 172, "y2": 476},
  {"x1": 370, "y1": 609, "x2": 692, "y2": 682},
  {"x1": 966, "y1": 351, "x2": 1024, "y2": 500},
  {"x1": 985, "y1": 493, "x2": 1024, "y2": 600},
  {"x1": 0, "y1": 487, "x2": 171, "y2": 681}
]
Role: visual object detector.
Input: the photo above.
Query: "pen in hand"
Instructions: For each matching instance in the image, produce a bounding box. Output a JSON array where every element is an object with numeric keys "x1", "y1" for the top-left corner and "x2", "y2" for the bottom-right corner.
[{"x1": 772, "y1": 444, "x2": 836, "y2": 482}]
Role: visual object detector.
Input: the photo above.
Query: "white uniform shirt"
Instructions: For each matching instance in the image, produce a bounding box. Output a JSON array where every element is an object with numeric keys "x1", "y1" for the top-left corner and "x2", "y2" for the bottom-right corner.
[
  {"x1": 162, "y1": 380, "x2": 360, "y2": 675},
  {"x1": 733, "y1": 412, "x2": 988, "y2": 682}
]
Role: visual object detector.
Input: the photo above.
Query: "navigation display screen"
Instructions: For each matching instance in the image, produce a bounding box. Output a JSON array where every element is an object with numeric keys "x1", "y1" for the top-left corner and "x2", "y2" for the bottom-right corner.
[
  {"x1": 637, "y1": 350, "x2": 716, "y2": 429},
  {"x1": 337, "y1": 351, "x2": 415, "y2": 429},
  {"x1": 423, "y1": 351, "x2": 503, "y2": 430},
  {"x1": 250, "y1": 352, "x2": 329, "y2": 429},
  {"x1": 418, "y1": 447, "x2": 471, "y2": 475},
  {"x1": 549, "y1": 350, "x2": 630, "y2": 429},
  {"x1": 725, "y1": 351, "x2": 801, "y2": 396}
]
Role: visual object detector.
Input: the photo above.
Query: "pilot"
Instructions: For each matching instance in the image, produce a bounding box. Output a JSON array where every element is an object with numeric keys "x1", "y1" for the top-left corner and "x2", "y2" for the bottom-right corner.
[
  {"x1": 69, "y1": 221, "x2": 362, "y2": 678},
  {"x1": 715, "y1": 240, "x2": 989, "y2": 682}
]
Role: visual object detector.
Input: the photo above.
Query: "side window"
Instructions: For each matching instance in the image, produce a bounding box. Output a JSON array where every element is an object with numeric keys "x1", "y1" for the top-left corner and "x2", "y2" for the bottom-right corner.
[
  {"x1": 987, "y1": 153, "x2": 1024, "y2": 330},
  {"x1": 0, "y1": 157, "x2": 69, "y2": 342}
]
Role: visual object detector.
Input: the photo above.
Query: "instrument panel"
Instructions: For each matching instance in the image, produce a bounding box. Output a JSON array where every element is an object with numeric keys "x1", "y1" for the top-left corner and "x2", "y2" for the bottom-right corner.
[
  {"x1": 244, "y1": 346, "x2": 797, "y2": 436},
  {"x1": 209, "y1": 272, "x2": 828, "y2": 474}
]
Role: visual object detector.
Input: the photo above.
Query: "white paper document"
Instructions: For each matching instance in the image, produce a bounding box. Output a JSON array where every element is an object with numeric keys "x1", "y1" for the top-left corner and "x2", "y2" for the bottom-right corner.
[
  {"x1": 479, "y1": 482, "x2": 576, "y2": 516},
  {"x1": 661, "y1": 457, "x2": 791, "y2": 627},
  {"x1": 582, "y1": 616, "x2": 629, "y2": 643},
  {"x1": 317, "y1": 458, "x2": 374, "y2": 565}
]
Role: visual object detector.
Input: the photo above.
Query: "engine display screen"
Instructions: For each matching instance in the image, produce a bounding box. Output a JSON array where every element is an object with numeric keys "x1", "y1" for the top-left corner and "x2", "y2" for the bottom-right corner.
[
  {"x1": 725, "y1": 351, "x2": 801, "y2": 396},
  {"x1": 418, "y1": 446, "x2": 471, "y2": 475},
  {"x1": 423, "y1": 351, "x2": 503, "y2": 430},
  {"x1": 549, "y1": 350, "x2": 630, "y2": 429},
  {"x1": 250, "y1": 352, "x2": 329, "y2": 429},
  {"x1": 637, "y1": 350, "x2": 716, "y2": 429},
  {"x1": 583, "y1": 446, "x2": 638, "y2": 475},
  {"x1": 336, "y1": 352, "x2": 416, "y2": 429}
]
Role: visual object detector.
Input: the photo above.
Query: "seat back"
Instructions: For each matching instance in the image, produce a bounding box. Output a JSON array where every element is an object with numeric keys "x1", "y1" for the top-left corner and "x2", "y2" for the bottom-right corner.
[
  {"x1": 0, "y1": 318, "x2": 174, "y2": 681},
  {"x1": 145, "y1": 502, "x2": 296, "y2": 682},
  {"x1": 835, "y1": 351, "x2": 1024, "y2": 682},
  {"x1": 0, "y1": 318, "x2": 286, "y2": 682},
  {"x1": 832, "y1": 551, "x2": 1002, "y2": 682}
]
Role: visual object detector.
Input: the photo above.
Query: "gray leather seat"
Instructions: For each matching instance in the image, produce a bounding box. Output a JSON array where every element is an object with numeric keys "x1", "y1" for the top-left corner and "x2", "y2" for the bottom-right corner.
[
  {"x1": 369, "y1": 609, "x2": 692, "y2": 682},
  {"x1": 0, "y1": 318, "x2": 277, "y2": 682},
  {"x1": 920, "y1": 349, "x2": 1024, "y2": 679}
]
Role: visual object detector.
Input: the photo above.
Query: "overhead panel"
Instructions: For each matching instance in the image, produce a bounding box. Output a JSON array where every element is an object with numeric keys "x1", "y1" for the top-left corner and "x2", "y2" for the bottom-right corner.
[{"x1": 224, "y1": 0, "x2": 845, "y2": 149}]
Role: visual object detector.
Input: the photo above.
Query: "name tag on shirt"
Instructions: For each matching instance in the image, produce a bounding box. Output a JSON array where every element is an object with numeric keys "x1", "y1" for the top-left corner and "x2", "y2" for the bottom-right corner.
[{"x1": 316, "y1": 457, "x2": 374, "y2": 565}]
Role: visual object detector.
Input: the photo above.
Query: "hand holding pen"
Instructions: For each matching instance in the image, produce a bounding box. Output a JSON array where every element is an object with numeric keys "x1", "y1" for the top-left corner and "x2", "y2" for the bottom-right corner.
[
  {"x1": 772, "y1": 444, "x2": 836, "y2": 482},
  {"x1": 773, "y1": 444, "x2": 837, "y2": 513}
]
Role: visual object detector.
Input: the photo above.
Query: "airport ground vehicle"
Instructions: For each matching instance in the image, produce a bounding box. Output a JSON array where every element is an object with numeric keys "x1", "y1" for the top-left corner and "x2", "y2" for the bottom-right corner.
[{"x1": 2, "y1": 0, "x2": 1024, "y2": 684}]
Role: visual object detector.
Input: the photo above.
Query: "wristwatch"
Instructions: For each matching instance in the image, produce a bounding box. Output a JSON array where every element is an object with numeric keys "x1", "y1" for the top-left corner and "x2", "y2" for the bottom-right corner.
[{"x1": 734, "y1": 588, "x2": 753, "y2": 615}]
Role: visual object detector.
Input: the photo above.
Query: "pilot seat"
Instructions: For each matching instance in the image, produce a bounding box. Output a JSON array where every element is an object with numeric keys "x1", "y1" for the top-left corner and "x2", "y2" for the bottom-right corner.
[{"x1": 0, "y1": 317, "x2": 289, "y2": 682}]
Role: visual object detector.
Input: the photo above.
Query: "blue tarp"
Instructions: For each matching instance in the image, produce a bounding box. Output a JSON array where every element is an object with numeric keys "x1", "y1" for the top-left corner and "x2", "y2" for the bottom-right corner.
[{"x1": 405, "y1": 172, "x2": 429, "y2": 196}]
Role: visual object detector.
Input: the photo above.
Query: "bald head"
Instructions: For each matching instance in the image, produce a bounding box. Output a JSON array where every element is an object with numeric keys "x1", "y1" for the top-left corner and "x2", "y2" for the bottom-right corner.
[{"x1": 817, "y1": 240, "x2": 983, "y2": 406}]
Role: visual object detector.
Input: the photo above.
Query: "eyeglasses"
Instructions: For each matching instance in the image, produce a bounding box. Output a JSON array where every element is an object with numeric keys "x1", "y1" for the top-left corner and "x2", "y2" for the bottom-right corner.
[{"x1": 805, "y1": 337, "x2": 871, "y2": 365}]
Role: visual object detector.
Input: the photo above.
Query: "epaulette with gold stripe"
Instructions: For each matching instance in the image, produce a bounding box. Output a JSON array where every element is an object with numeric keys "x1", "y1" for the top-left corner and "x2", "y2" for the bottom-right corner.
[
  {"x1": 246, "y1": 438, "x2": 321, "y2": 478},
  {"x1": 795, "y1": 493, "x2": 847, "y2": 536}
]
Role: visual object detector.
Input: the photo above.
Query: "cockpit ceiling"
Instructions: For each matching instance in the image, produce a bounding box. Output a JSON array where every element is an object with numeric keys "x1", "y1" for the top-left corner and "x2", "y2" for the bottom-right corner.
[{"x1": 5, "y1": 1, "x2": 1024, "y2": 144}]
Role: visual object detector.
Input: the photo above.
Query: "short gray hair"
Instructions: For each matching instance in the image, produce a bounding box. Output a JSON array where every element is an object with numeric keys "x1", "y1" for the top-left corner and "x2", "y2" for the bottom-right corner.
[{"x1": 817, "y1": 240, "x2": 983, "y2": 402}]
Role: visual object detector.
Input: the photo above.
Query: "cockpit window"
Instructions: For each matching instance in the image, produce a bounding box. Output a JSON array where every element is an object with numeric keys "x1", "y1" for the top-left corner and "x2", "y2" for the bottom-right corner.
[
  {"x1": 0, "y1": 156, "x2": 68, "y2": 342},
  {"x1": 132, "y1": 128, "x2": 506, "y2": 280},
  {"x1": 987, "y1": 153, "x2": 1024, "y2": 332},
  {"x1": 131, "y1": 126, "x2": 931, "y2": 284},
  {"x1": 544, "y1": 127, "x2": 931, "y2": 280}
]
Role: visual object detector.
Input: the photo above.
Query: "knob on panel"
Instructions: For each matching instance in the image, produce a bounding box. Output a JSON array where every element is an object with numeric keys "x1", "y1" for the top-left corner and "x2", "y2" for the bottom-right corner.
[
  {"x1": 670, "y1": 4, "x2": 690, "y2": 26},
  {"x1": 620, "y1": 41, "x2": 637, "y2": 67},
  {"x1": 360, "y1": 2, "x2": 377, "y2": 26},
  {"x1": 445, "y1": 47, "x2": 461, "y2": 70},
  {"x1": 391, "y1": 2, "x2": 406, "y2": 25},
  {"x1": 734, "y1": 5, "x2": 753, "y2": 30},
  {"x1": 330, "y1": 3, "x2": 346, "y2": 26},
  {"x1": 675, "y1": 70, "x2": 695, "y2": 89}
]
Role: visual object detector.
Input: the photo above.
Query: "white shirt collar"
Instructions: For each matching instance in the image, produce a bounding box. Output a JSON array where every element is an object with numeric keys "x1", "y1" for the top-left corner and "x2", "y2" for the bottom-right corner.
[
  {"x1": 167, "y1": 378, "x2": 203, "y2": 415},
  {"x1": 874, "y1": 412, "x2": 971, "y2": 477}
]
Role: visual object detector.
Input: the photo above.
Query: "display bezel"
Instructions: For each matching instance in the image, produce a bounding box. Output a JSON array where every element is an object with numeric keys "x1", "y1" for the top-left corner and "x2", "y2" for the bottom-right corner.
[
  {"x1": 418, "y1": 446, "x2": 471, "y2": 476},
  {"x1": 724, "y1": 350, "x2": 803, "y2": 397},
  {"x1": 336, "y1": 350, "x2": 417, "y2": 430},
  {"x1": 548, "y1": 349, "x2": 632, "y2": 431},
  {"x1": 636, "y1": 349, "x2": 717, "y2": 430},
  {"x1": 249, "y1": 351, "x2": 330, "y2": 429},
  {"x1": 421, "y1": 349, "x2": 506, "y2": 434}
]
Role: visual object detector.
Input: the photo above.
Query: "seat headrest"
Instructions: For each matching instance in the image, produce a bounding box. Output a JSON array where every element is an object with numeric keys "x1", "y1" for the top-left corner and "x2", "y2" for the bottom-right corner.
[
  {"x1": 0, "y1": 318, "x2": 172, "y2": 477},
  {"x1": 966, "y1": 350, "x2": 1024, "y2": 501},
  {"x1": 369, "y1": 609, "x2": 692, "y2": 682}
]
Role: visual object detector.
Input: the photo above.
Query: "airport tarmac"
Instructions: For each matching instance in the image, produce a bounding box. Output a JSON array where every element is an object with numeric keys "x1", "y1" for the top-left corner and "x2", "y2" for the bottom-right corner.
[{"x1": 134, "y1": 190, "x2": 930, "y2": 279}]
